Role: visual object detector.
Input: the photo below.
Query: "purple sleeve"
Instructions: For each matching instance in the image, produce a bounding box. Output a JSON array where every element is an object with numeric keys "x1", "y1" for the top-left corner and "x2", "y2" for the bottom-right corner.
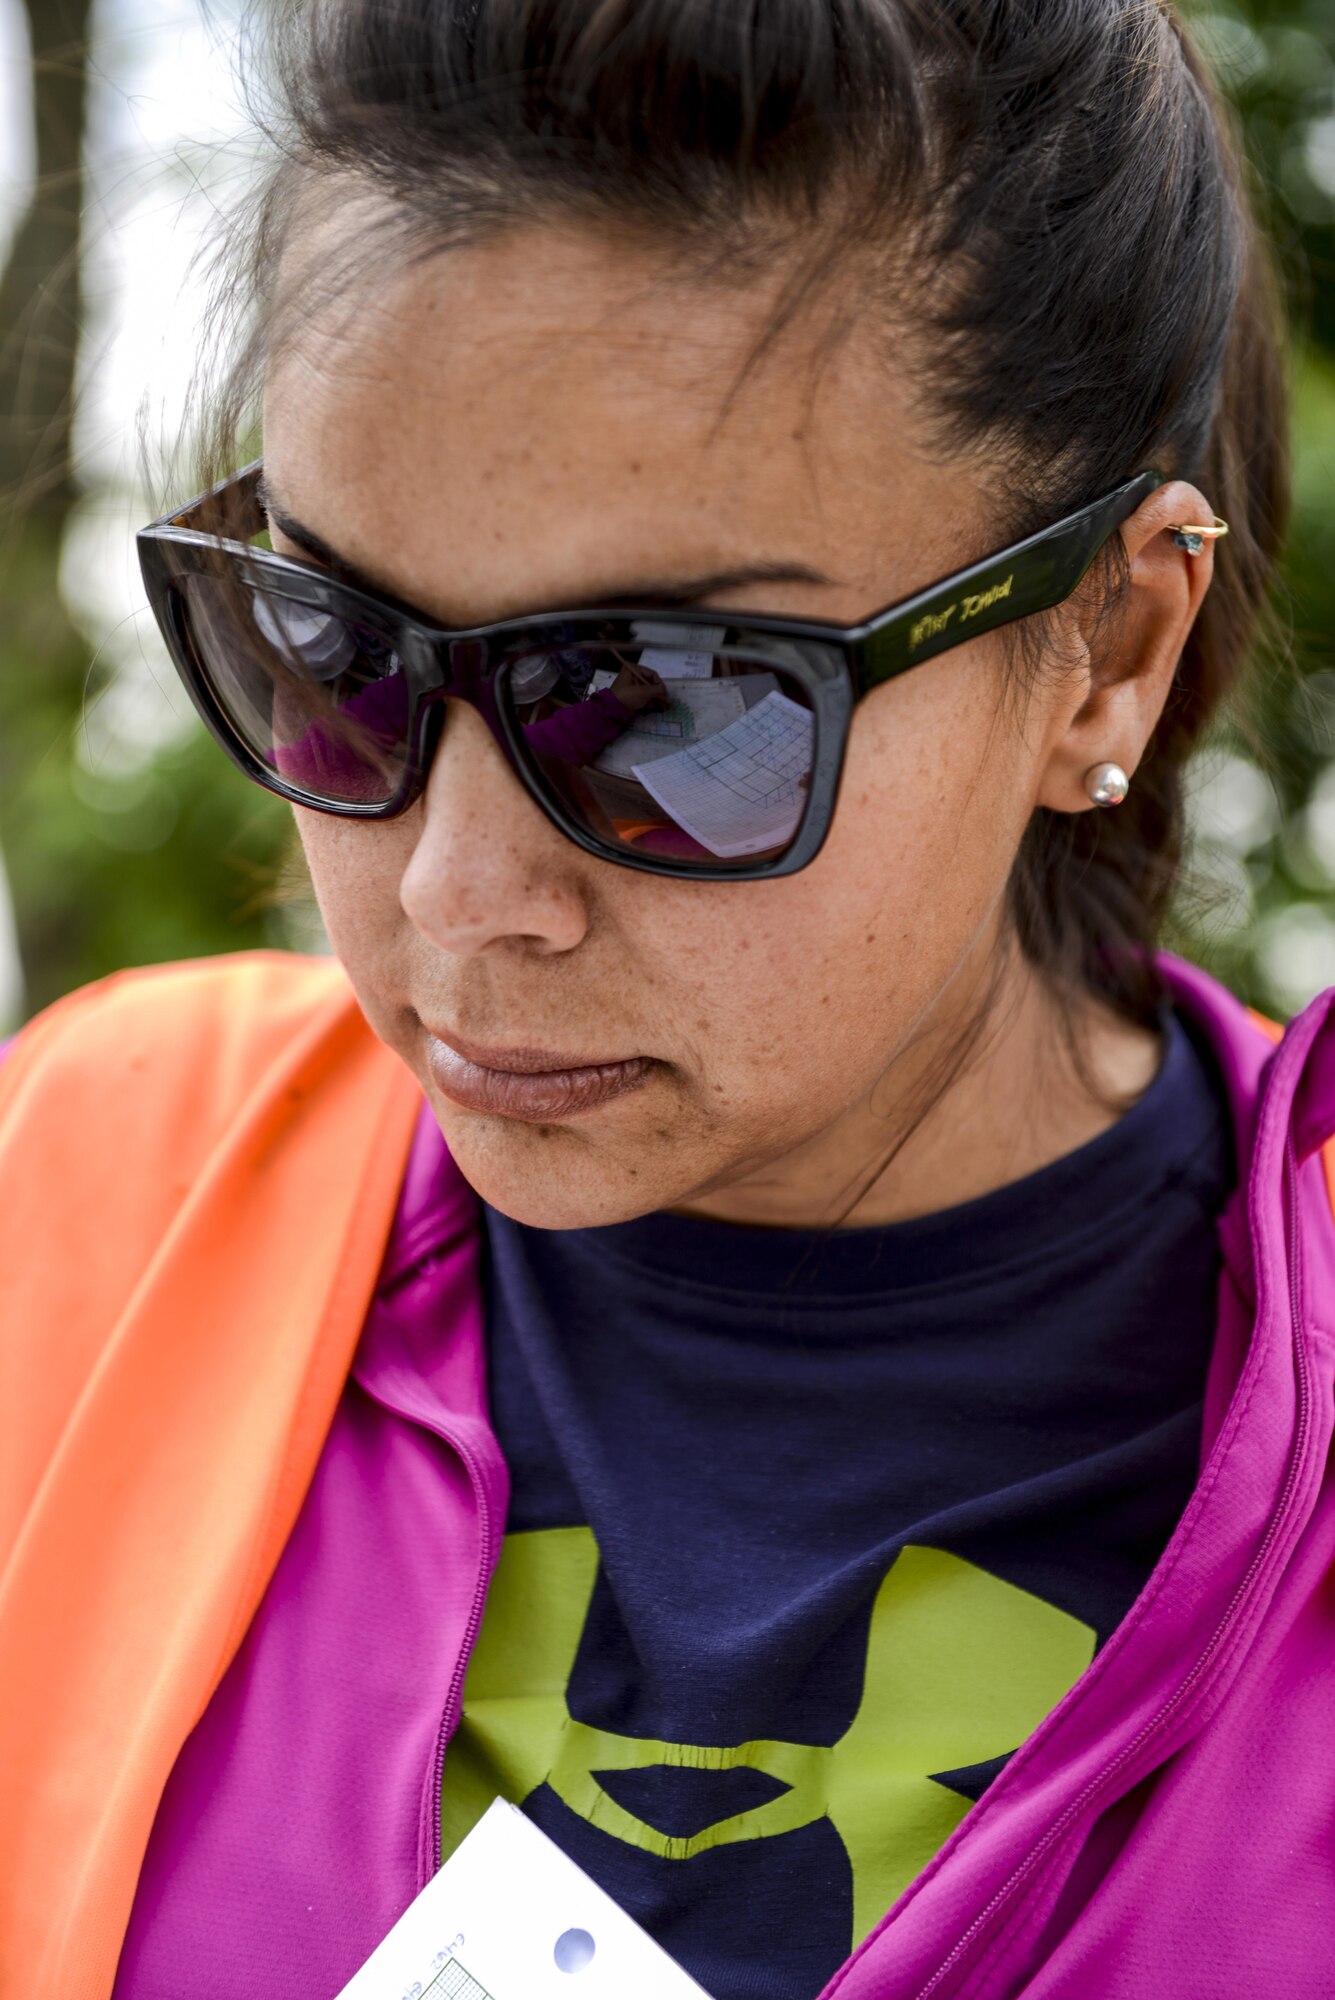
[
  {"x1": 522, "y1": 687, "x2": 634, "y2": 766},
  {"x1": 271, "y1": 672, "x2": 413, "y2": 796}
]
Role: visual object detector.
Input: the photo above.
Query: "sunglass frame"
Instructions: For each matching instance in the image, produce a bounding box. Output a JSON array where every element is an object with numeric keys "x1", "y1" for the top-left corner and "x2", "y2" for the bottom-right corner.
[{"x1": 136, "y1": 459, "x2": 1163, "y2": 882}]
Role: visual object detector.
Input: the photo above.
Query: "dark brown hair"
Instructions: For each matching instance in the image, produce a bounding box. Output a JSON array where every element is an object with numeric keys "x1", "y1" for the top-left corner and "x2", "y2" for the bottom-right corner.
[{"x1": 190, "y1": 0, "x2": 1290, "y2": 1032}]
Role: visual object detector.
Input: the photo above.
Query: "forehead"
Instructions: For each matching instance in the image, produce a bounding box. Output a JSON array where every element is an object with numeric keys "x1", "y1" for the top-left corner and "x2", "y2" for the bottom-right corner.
[{"x1": 260, "y1": 212, "x2": 965, "y2": 625}]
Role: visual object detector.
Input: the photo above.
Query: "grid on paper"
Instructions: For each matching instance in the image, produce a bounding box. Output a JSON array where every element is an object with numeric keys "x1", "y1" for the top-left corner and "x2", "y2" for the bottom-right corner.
[
  {"x1": 685, "y1": 696, "x2": 810, "y2": 804},
  {"x1": 420, "y1": 1956, "x2": 496, "y2": 2000}
]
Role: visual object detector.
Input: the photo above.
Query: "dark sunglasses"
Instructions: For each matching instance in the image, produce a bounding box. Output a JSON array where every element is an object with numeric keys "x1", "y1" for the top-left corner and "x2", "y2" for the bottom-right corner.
[{"x1": 136, "y1": 459, "x2": 1162, "y2": 881}]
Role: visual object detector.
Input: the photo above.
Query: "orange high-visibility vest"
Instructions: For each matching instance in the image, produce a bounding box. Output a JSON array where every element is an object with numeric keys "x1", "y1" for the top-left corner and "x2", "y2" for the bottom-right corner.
[{"x1": 0, "y1": 951, "x2": 422, "y2": 2000}]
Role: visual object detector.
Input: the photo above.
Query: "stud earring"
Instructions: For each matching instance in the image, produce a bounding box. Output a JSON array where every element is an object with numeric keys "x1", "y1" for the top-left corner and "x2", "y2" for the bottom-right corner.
[
  {"x1": 1169, "y1": 516, "x2": 1229, "y2": 555},
  {"x1": 1085, "y1": 762, "x2": 1129, "y2": 807}
]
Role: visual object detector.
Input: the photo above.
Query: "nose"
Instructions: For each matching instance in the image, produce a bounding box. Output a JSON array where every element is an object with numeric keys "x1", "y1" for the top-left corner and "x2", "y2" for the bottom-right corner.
[{"x1": 398, "y1": 698, "x2": 592, "y2": 958}]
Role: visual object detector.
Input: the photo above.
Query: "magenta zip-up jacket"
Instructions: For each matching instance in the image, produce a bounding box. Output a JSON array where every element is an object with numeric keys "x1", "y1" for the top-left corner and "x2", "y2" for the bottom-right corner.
[{"x1": 12, "y1": 949, "x2": 1335, "y2": 1999}]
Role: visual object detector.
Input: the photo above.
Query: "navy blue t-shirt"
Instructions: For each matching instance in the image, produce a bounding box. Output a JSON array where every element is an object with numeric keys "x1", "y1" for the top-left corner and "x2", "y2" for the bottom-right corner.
[{"x1": 448, "y1": 1006, "x2": 1235, "y2": 2000}]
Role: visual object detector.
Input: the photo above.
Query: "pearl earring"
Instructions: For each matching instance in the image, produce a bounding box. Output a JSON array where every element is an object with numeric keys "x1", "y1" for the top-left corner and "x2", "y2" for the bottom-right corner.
[{"x1": 1085, "y1": 762, "x2": 1129, "y2": 807}]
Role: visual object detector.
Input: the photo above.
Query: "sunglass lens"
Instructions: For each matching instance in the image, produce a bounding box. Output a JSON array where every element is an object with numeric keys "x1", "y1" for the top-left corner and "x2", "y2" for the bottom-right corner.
[
  {"x1": 173, "y1": 574, "x2": 412, "y2": 806},
  {"x1": 499, "y1": 627, "x2": 818, "y2": 868}
]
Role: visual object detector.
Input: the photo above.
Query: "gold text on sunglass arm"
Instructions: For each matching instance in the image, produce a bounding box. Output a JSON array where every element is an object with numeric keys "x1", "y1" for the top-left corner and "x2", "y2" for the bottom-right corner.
[{"x1": 908, "y1": 573, "x2": 1014, "y2": 655}]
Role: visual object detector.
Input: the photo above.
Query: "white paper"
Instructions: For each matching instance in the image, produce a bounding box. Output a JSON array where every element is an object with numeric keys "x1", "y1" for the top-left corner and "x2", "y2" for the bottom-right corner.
[
  {"x1": 630, "y1": 689, "x2": 814, "y2": 858},
  {"x1": 333, "y1": 1798, "x2": 711, "y2": 2000},
  {"x1": 592, "y1": 678, "x2": 748, "y2": 778},
  {"x1": 630, "y1": 621, "x2": 726, "y2": 680},
  {"x1": 634, "y1": 646, "x2": 713, "y2": 679}
]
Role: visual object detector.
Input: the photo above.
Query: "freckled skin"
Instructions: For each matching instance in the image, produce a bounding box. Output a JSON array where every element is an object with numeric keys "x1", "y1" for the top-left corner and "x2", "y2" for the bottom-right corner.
[{"x1": 265, "y1": 214, "x2": 1217, "y2": 1231}]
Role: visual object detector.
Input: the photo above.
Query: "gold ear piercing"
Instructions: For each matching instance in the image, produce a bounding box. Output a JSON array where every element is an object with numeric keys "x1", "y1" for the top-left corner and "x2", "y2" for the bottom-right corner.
[{"x1": 1169, "y1": 517, "x2": 1229, "y2": 555}]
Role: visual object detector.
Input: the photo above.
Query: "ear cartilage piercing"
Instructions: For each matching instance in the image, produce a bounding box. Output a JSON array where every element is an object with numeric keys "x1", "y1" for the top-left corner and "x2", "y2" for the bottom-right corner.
[
  {"x1": 1085, "y1": 762, "x2": 1130, "y2": 807},
  {"x1": 1169, "y1": 517, "x2": 1229, "y2": 555}
]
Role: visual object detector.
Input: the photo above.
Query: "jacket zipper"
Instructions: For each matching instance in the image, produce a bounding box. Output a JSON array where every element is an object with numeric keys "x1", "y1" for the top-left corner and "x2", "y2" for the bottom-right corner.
[
  {"x1": 425, "y1": 1420, "x2": 497, "y2": 1887},
  {"x1": 909, "y1": 1133, "x2": 1314, "y2": 2000}
]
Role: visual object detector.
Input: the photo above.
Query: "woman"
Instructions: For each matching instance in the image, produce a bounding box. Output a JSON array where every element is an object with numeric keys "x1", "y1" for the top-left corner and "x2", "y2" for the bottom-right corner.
[{"x1": 2, "y1": 3, "x2": 1333, "y2": 1997}]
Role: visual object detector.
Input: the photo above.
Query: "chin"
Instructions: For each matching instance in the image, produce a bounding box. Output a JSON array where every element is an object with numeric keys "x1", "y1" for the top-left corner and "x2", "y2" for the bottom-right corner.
[{"x1": 427, "y1": 1100, "x2": 681, "y2": 1230}]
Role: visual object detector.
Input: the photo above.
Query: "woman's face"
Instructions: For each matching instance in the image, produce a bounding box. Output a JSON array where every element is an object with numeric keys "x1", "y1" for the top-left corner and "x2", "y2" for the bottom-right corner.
[{"x1": 261, "y1": 218, "x2": 1178, "y2": 1229}]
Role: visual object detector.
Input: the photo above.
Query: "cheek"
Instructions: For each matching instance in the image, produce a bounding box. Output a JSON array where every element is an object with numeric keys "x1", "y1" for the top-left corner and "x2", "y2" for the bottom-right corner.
[
  {"x1": 641, "y1": 660, "x2": 1031, "y2": 1115},
  {"x1": 834, "y1": 649, "x2": 1033, "y2": 929},
  {"x1": 293, "y1": 808, "x2": 417, "y2": 1023}
]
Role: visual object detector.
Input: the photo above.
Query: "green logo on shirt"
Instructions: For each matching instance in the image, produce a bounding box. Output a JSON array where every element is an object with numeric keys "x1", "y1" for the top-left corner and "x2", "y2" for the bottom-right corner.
[{"x1": 441, "y1": 1528, "x2": 1094, "y2": 1947}]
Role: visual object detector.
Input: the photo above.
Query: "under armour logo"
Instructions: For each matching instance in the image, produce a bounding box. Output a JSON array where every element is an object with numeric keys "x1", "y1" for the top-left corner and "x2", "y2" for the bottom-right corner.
[{"x1": 441, "y1": 1528, "x2": 1094, "y2": 1946}]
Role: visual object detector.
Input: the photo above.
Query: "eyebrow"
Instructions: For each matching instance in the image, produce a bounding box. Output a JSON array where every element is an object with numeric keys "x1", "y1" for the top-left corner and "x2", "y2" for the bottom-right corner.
[{"x1": 255, "y1": 474, "x2": 837, "y2": 615}]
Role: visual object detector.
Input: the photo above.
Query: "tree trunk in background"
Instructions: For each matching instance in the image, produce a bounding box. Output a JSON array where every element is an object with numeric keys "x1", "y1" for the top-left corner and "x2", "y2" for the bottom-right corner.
[
  {"x1": 0, "y1": 0, "x2": 95, "y2": 1017},
  {"x1": 0, "y1": 0, "x2": 92, "y2": 524}
]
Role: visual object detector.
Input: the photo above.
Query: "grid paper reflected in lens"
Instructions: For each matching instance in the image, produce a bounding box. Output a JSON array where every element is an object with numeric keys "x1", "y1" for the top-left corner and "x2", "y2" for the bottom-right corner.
[{"x1": 499, "y1": 625, "x2": 818, "y2": 869}]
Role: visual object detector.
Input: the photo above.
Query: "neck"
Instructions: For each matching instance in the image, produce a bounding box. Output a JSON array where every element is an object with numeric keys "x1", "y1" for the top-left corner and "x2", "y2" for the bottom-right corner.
[{"x1": 675, "y1": 936, "x2": 1163, "y2": 1231}]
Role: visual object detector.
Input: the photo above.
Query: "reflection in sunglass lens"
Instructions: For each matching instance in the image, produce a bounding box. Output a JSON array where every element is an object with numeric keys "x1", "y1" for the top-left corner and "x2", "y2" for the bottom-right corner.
[
  {"x1": 174, "y1": 574, "x2": 412, "y2": 805},
  {"x1": 500, "y1": 624, "x2": 817, "y2": 868}
]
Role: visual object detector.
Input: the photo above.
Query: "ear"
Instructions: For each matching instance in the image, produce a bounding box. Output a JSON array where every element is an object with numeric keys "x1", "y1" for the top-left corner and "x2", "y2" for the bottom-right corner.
[{"x1": 1034, "y1": 479, "x2": 1220, "y2": 815}]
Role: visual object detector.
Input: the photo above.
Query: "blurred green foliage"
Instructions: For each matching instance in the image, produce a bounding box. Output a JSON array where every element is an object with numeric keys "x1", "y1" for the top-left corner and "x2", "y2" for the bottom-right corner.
[
  {"x1": 0, "y1": 0, "x2": 1333, "y2": 1031},
  {"x1": 1167, "y1": 0, "x2": 1335, "y2": 1013},
  {"x1": 0, "y1": 509, "x2": 302, "y2": 1029}
]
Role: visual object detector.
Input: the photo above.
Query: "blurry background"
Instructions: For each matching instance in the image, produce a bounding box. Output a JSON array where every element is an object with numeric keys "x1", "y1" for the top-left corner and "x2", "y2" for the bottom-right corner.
[{"x1": 0, "y1": 0, "x2": 1331, "y2": 1033}]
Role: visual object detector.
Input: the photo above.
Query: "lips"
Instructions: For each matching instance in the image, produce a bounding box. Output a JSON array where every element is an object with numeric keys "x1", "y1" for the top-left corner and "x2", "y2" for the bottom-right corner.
[{"x1": 424, "y1": 1029, "x2": 655, "y2": 1122}]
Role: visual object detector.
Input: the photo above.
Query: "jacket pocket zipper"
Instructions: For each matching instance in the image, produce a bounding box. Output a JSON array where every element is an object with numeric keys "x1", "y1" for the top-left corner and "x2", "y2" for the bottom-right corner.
[{"x1": 424, "y1": 1421, "x2": 497, "y2": 1889}]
